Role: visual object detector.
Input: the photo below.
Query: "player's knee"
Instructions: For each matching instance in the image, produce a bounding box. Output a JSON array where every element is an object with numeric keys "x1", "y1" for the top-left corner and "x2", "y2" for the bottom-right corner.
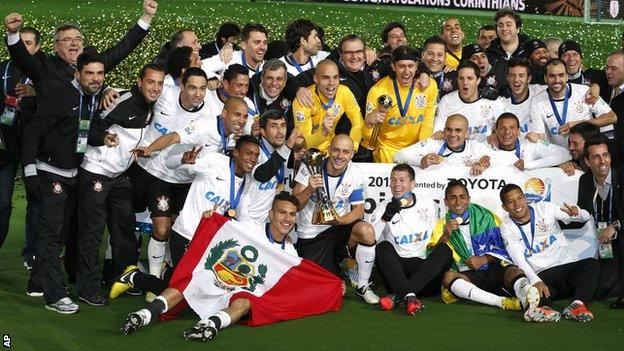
[
  {"x1": 442, "y1": 271, "x2": 460, "y2": 287},
  {"x1": 232, "y1": 298, "x2": 251, "y2": 312},
  {"x1": 354, "y1": 222, "x2": 376, "y2": 246}
]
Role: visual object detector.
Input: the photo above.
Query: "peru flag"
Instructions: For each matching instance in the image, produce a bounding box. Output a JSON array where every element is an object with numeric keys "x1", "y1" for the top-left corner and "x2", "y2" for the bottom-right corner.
[{"x1": 169, "y1": 214, "x2": 343, "y2": 326}]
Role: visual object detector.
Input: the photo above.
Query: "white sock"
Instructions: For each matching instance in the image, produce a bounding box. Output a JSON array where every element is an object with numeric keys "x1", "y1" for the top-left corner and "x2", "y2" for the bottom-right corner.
[
  {"x1": 147, "y1": 237, "x2": 167, "y2": 277},
  {"x1": 450, "y1": 279, "x2": 503, "y2": 307},
  {"x1": 137, "y1": 308, "x2": 152, "y2": 325},
  {"x1": 355, "y1": 244, "x2": 375, "y2": 288},
  {"x1": 513, "y1": 277, "x2": 531, "y2": 308}
]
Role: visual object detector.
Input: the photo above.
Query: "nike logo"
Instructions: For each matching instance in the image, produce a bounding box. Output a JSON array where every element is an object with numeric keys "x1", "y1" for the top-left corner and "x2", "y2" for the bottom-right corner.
[
  {"x1": 545, "y1": 114, "x2": 554, "y2": 119},
  {"x1": 151, "y1": 255, "x2": 164, "y2": 259},
  {"x1": 364, "y1": 260, "x2": 375, "y2": 264},
  {"x1": 216, "y1": 176, "x2": 225, "y2": 181},
  {"x1": 391, "y1": 218, "x2": 400, "y2": 224},
  {"x1": 128, "y1": 115, "x2": 136, "y2": 120},
  {"x1": 160, "y1": 111, "x2": 169, "y2": 116},
  {"x1": 72, "y1": 106, "x2": 79, "y2": 111},
  {"x1": 339, "y1": 78, "x2": 347, "y2": 82}
]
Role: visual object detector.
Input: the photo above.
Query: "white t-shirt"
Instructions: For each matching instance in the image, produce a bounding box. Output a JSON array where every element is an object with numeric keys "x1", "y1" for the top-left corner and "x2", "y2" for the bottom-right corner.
[
  {"x1": 500, "y1": 201, "x2": 590, "y2": 284},
  {"x1": 279, "y1": 54, "x2": 321, "y2": 77},
  {"x1": 503, "y1": 84, "x2": 547, "y2": 133},
  {"x1": 494, "y1": 139, "x2": 571, "y2": 170},
  {"x1": 528, "y1": 83, "x2": 613, "y2": 147},
  {"x1": 434, "y1": 92, "x2": 506, "y2": 142},
  {"x1": 295, "y1": 161, "x2": 366, "y2": 239},
  {"x1": 201, "y1": 51, "x2": 265, "y2": 79},
  {"x1": 370, "y1": 194, "x2": 439, "y2": 259},
  {"x1": 393, "y1": 139, "x2": 517, "y2": 168},
  {"x1": 172, "y1": 152, "x2": 253, "y2": 240}
]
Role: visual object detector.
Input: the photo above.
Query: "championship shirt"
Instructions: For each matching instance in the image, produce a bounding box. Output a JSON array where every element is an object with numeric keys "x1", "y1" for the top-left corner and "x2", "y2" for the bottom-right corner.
[
  {"x1": 393, "y1": 139, "x2": 517, "y2": 168},
  {"x1": 495, "y1": 139, "x2": 571, "y2": 170},
  {"x1": 201, "y1": 50, "x2": 265, "y2": 79},
  {"x1": 503, "y1": 84, "x2": 547, "y2": 133},
  {"x1": 292, "y1": 84, "x2": 363, "y2": 152},
  {"x1": 434, "y1": 92, "x2": 506, "y2": 142},
  {"x1": 172, "y1": 152, "x2": 253, "y2": 240},
  {"x1": 237, "y1": 137, "x2": 291, "y2": 224},
  {"x1": 445, "y1": 50, "x2": 462, "y2": 70},
  {"x1": 294, "y1": 160, "x2": 366, "y2": 239},
  {"x1": 528, "y1": 83, "x2": 613, "y2": 147},
  {"x1": 370, "y1": 194, "x2": 439, "y2": 259},
  {"x1": 143, "y1": 101, "x2": 213, "y2": 183},
  {"x1": 203, "y1": 89, "x2": 258, "y2": 135},
  {"x1": 500, "y1": 201, "x2": 589, "y2": 284},
  {"x1": 279, "y1": 54, "x2": 321, "y2": 77},
  {"x1": 362, "y1": 76, "x2": 438, "y2": 163}
]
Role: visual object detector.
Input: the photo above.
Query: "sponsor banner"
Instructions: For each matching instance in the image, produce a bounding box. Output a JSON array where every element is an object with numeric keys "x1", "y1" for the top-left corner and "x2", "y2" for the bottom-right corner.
[{"x1": 309, "y1": 0, "x2": 586, "y2": 17}]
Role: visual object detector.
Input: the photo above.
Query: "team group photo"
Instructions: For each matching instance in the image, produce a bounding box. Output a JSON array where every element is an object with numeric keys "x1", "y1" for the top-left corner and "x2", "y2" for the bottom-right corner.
[{"x1": 1, "y1": 0, "x2": 624, "y2": 349}]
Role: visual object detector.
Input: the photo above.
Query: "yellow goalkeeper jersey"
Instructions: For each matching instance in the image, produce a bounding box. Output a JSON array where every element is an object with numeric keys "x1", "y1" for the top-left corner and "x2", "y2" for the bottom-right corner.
[
  {"x1": 292, "y1": 84, "x2": 363, "y2": 152},
  {"x1": 445, "y1": 49, "x2": 462, "y2": 70},
  {"x1": 363, "y1": 76, "x2": 438, "y2": 163}
]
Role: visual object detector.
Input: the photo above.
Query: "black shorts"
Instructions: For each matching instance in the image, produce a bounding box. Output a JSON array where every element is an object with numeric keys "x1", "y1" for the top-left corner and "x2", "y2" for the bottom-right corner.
[
  {"x1": 146, "y1": 178, "x2": 191, "y2": 218},
  {"x1": 462, "y1": 261, "x2": 512, "y2": 296},
  {"x1": 127, "y1": 163, "x2": 153, "y2": 213},
  {"x1": 296, "y1": 219, "x2": 363, "y2": 275}
]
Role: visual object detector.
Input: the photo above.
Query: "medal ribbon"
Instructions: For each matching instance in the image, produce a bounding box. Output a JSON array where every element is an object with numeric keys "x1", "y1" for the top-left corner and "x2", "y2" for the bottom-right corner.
[
  {"x1": 393, "y1": 78, "x2": 415, "y2": 118},
  {"x1": 259, "y1": 138, "x2": 285, "y2": 183},
  {"x1": 229, "y1": 159, "x2": 246, "y2": 211},
  {"x1": 322, "y1": 158, "x2": 345, "y2": 201},
  {"x1": 548, "y1": 84, "x2": 570, "y2": 126},
  {"x1": 266, "y1": 223, "x2": 285, "y2": 250},
  {"x1": 515, "y1": 206, "x2": 536, "y2": 253}
]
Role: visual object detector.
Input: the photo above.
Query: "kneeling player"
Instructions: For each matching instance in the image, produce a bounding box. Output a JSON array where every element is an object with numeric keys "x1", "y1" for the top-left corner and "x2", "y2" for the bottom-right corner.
[
  {"x1": 499, "y1": 184, "x2": 600, "y2": 322},
  {"x1": 121, "y1": 193, "x2": 343, "y2": 341},
  {"x1": 371, "y1": 164, "x2": 453, "y2": 314},
  {"x1": 430, "y1": 180, "x2": 539, "y2": 312}
]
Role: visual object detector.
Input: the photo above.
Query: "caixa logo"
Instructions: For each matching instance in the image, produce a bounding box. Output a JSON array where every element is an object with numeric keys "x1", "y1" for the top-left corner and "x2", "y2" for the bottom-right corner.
[
  {"x1": 446, "y1": 177, "x2": 507, "y2": 190},
  {"x1": 523, "y1": 177, "x2": 551, "y2": 203}
]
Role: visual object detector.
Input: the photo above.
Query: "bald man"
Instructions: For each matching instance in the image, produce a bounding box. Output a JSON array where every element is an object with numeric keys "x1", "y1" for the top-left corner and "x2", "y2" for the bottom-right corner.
[
  {"x1": 394, "y1": 114, "x2": 517, "y2": 175},
  {"x1": 292, "y1": 59, "x2": 363, "y2": 152},
  {"x1": 293, "y1": 134, "x2": 379, "y2": 304}
]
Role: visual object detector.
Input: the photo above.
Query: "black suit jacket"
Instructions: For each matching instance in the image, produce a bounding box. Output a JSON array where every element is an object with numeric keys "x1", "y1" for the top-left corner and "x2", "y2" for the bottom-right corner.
[{"x1": 577, "y1": 169, "x2": 624, "y2": 223}]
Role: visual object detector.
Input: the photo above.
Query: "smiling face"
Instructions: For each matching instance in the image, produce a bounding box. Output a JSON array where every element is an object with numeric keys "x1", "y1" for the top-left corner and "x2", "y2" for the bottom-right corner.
[
  {"x1": 568, "y1": 132, "x2": 585, "y2": 161},
  {"x1": 313, "y1": 61, "x2": 339, "y2": 99},
  {"x1": 391, "y1": 59, "x2": 417, "y2": 87},
  {"x1": 545, "y1": 62, "x2": 568, "y2": 97},
  {"x1": 180, "y1": 75, "x2": 207, "y2": 109},
  {"x1": 327, "y1": 135, "x2": 354, "y2": 174},
  {"x1": 530, "y1": 47, "x2": 550, "y2": 67},
  {"x1": 20, "y1": 32, "x2": 40, "y2": 55},
  {"x1": 390, "y1": 169, "x2": 415, "y2": 199},
  {"x1": 442, "y1": 18, "x2": 464, "y2": 49},
  {"x1": 444, "y1": 184, "x2": 470, "y2": 216},
  {"x1": 457, "y1": 66, "x2": 480, "y2": 101},
  {"x1": 241, "y1": 30, "x2": 268, "y2": 65},
  {"x1": 496, "y1": 15, "x2": 519, "y2": 45},
  {"x1": 223, "y1": 73, "x2": 250, "y2": 98},
  {"x1": 507, "y1": 65, "x2": 530, "y2": 97},
  {"x1": 495, "y1": 117, "x2": 520, "y2": 150},
  {"x1": 260, "y1": 67, "x2": 286, "y2": 98},
  {"x1": 561, "y1": 50, "x2": 582, "y2": 75},
  {"x1": 477, "y1": 28, "x2": 497, "y2": 49},
  {"x1": 469, "y1": 52, "x2": 490, "y2": 78},
  {"x1": 222, "y1": 101, "x2": 248, "y2": 138},
  {"x1": 137, "y1": 68, "x2": 165, "y2": 103},
  {"x1": 233, "y1": 141, "x2": 260, "y2": 174},
  {"x1": 585, "y1": 143, "x2": 611, "y2": 179},
  {"x1": 606, "y1": 53, "x2": 624, "y2": 88},
  {"x1": 54, "y1": 28, "x2": 83, "y2": 65},
  {"x1": 423, "y1": 42, "x2": 446, "y2": 73},
  {"x1": 261, "y1": 117, "x2": 287, "y2": 147},
  {"x1": 340, "y1": 38, "x2": 366, "y2": 73},
  {"x1": 443, "y1": 116, "x2": 469, "y2": 150},
  {"x1": 385, "y1": 27, "x2": 407, "y2": 50},
  {"x1": 501, "y1": 188, "x2": 530, "y2": 221},
  {"x1": 269, "y1": 199, "x2": 298, "y2": 238},
  {"x1": 75, "y1": 62, "x2": 104, "y2": 94}
]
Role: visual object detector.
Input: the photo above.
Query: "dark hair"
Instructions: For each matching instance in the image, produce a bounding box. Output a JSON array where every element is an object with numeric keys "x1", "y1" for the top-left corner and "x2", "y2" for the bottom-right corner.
[
  {"x1": 544, "y1": 57, "x2": 565, "y2": 73},
  {"x1": 261, "y1": 58, "x2": 287, "y2": 77},
  {"x1": 273, "y1": 191, "x2": 300, "y2": 209},
  {"x1": 139, "y1": 63, "x2": 165, "y2": 79},
  {"x1": 569, "y1": 122, "x2": 600, "y2": 141},
  {"x1": 54, "y1": 23, "x2": 81, "y2": 41},
  {"x1": 392, "y1": 163, "x2": 415, "y2": 181},
  {"x1": 181, "y1": 67, "x2": 207, "y2": 85},
  {"x1": 235, "y1": 134, "x2": 261, "y2": 150},
  {"x1": 583, "y1": 135, "x2": 610, "y2": 160},
  {"x1": 423, "y1": 35, "x2": 446, "y2": 49},
  {"x1": 285, "y1": 19, "x2": 317, "y2": 53},
  {"x1": 21, "y1": 26, "x2": 41, "y2": 45},
  {"x1": 223, "y1": 63, "x2": 249, "y2": 82},
  {"x1": 259, "y1": 109, "x2": 286, "y2": 129},
  {"x1": 76, "y1": 50, "x2": 104, "y2": 72},
  {"x1": 166, "y1": 46, "x2": 193, "y2": 80},
  {"x1": 241, "y1": 23, "x2": 268, "y2": 42},
  {"x1": 499, "y1": 183, "x2": 523, "y2": 203},
  {"x1": 216, "y1": 22, "x2": 241, "y2": 44},
  {"x1": 506, "y1": 58, "x2": 531, "y2": 75},
  {"x1": 495, "y1": 112, "x2": 520, "y2": 129},
  {"x1": 339, "y1": 34, "x2": 365, "y2": 53},
  {"x1": 494, "y1": 7, "x2": 522, "y2": 29},
  {"x1": 478, "y1": 24, "x2": 496, "y2": 35},
  {"x1": 457, "y1": 60, "x2": 480, "y2": 77},
  {"x1": 381, "y1": 22, "x2": 405, "y2": 44},
  {"x1": 445, "y1": 179, "x2": 468, "y2": 199},
  {"x1": 265, "y1": 40, "x2": 288, "y2": 60},
  {"x1": 170, "y1": 29, "x2": 194, "y2": 48}
]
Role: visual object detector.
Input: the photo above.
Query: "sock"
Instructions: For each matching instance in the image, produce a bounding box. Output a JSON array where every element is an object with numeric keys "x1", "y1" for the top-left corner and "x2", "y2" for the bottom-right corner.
[
  {"x1": 513, "y1": 276, "x2": 531, "y2": 308},
  {"x1": 148, "y1": 237, "x2": 168, "y2": 277},
  {"x1": 355, "y1": 244, "x2": 375, "y2": 288},
  {"x1": 137, "y1": 308, "x2": 152, "y2": 325},
  {"x1": 450, "y1": 278, "x2": 503, "y2": 307},
  {"x1": 209, "y1": 310, "x2": 232, "y2": 329},
  {"x1": 404, "y1": 293, "x2": 415, "y2": 301},
  {"x1": 144, "y1": 296, "x2": 168, "y2": 323}
]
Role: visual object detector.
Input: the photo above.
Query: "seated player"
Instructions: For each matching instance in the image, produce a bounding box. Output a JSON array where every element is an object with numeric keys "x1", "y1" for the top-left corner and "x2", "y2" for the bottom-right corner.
[
  {"x1": 499, "y1": 184, "x2": 600, "y2": 322},
  {"x1": 370, "y1": 164, "x2": 453, "y2": 314},
  {"x1": 429, "y1": 180, "x2": 540, "y2": 313}
]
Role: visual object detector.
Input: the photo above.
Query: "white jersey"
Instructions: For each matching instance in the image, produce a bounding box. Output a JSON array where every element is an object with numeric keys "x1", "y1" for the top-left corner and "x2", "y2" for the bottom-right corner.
[
  {"x1": 528, "y1": 83, "x2": 613, "y2": 147},
  {"x1": 434, "y1": 92, "x2": 506, "y2": 142},
  {"x1": 500, "y1": 201, "x2": 590, "y2": 284},
  {"x1": 143, "y1": 101, "x2": 213, "y2": 183},
  {"x1": 295, "y1": 161, "x2": 366, "y2": 239},
  {"x1": 503, "y1": 84, "x2": 546, "y2": 133},
  {"x1": 494, "y1": 138, "x2": 571, "y2": 170},
  {"x1": 279, "y1": 54, "x2": 319, "y2": 77},
  {"x1": 201, "y1": 51, "x2": 264, "y2": 79},
  {"x1": 393, "y1": 139, "x2": 517, "y2": 168},
  {"x1": 370, "y1": 194, "x2": 439, "y2": 259},
  {"x1": 237, "y1": 138, "x2": 291, "y2": 225},
  {"x1": 172, "y1": 152, "x2": 253, "y2": 241},
  {"x1": 203, "y1": 89, "x2": 257, "y2": 135}
]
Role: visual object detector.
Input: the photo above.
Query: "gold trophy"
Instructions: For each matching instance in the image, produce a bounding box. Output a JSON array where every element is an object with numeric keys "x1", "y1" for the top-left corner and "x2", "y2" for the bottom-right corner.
[
  {"x1": 365, "y1": 95, "x2": 393, "y2": 150},
  {"x1": 302, "y1": 148, "x2": 339, "y2": 225}
]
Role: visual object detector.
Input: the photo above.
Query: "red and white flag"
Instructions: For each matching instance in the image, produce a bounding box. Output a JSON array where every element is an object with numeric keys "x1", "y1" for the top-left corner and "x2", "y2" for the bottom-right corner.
[{"x1": 169, "y1": 214, "x2": 343, "y2": 326}]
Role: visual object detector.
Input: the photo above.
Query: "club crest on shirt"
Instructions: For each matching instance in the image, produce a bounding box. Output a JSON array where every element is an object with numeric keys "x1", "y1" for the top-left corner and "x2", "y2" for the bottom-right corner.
[
  {"x1": 417, "y1": 207, "x2": 430, "y2": 222},
  {"x1": 537, "y1": 218, "x2": 548, "y2": 233},
  {"x1": 486, "y1": 75, "x2": 497, "y2": 87},
  {"x1": 280, "y1": 98, "x2": 290, "y2": 109},
  {"x1": 462, "y1": 156, "x2": 474, "y2": 166},
  {"x1": 442, "y1": 78, "x2": 453, "y2": 92},
  {"x1": 574, "y1": 100, "x2": 585, "y2": 114},
  {"x1": 414, "y1": 94, "x2": 426, "y2": 108},
  {"x1": 52, "y1": 181, "x2": 62, "y2": 194},
  {"x1": 331, "y1": 104, "x2": 341, "y2": 116},
  {"x1": 184, "y1": 123, "x2": 196, "y2": 135},
  {"x1": 296, "y1": 111, "x2": 305, "y2": 122},
  {"x1": 93, "y1": 180, "x2": 103, "y2": 192},
  {"x1": 156, "y1": 196, "x2": 170, "y2": 211},
  {"x1": 481, "y1": 104, "x2": 493, "y2": 120}
]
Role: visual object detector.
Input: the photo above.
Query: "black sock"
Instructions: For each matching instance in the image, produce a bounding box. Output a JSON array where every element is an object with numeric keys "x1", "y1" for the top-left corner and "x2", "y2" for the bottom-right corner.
[{"x1": 147, "y1": 298, "x2": 166, "y2": 317}]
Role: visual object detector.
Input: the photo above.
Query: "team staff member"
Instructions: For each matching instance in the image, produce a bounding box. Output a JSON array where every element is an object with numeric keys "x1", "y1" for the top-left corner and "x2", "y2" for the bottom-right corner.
[
  {"x1": 22, "y1": 52, "x2": 106, "y2": 314},
  {"x1": 363, "y1": 46, "x2": 437, "y2": 163},
  {"x1": 487, "y1": 8, "x2": 529, "y2": 62},
  {"x1": 248, "y1": 59, "x2": 291, "y2": 117},
  {"x1": 0, "y1": 27, "x2": 40, "y2": 270},
  {"x1": 75, "y1": 64, "x2": 165, "y2": 306},
  {"x1": 422, "y1": 36, "x2": 457, "y2": 99},
  {"x1": 292, "y1": 60, "x2": 363, "y2": 152},
  {"x1": 371, "y1": 164, "x2": 453, "y2": 315}
]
